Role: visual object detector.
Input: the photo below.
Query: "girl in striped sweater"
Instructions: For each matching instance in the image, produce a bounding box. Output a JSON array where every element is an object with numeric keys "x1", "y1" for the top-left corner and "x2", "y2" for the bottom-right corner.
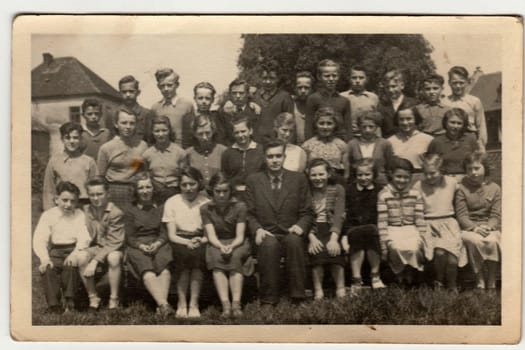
[{"x1": 377, "y1": 157, "x2": 433, "y2": 285}]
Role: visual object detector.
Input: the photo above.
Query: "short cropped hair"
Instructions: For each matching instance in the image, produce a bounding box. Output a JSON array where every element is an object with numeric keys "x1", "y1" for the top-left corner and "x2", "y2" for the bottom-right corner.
[
  {"x1": 273, "y1": 112, "x2": 295, "y2": 129},
  {"x1": 59, "y1": 122, "x2": 83, "y2": 138},
  {"x1": 442, "y1": 108, "x2": 469, "y2": 135},
  {"x1": 116, "y1": 106, "x2": 137, "y2": 121},
  {"x1": 193, "y1": 81, "x2": 216, "y2": 97},
  {"x1": 296, "y1": 71, "x2": 315, "y2": 84},
  {"x1": 207, "y1": 172, "x2": 233, "y2": 198},
  {"x1": 155, "y1": 68, "x2": 179, "y2": 83},
  {"x1": 133, "y1": 172, "x2": 154, "y2": 198},
  {"x1": 317, "y1": 59, "x2": 340, "y2": 76},
  {"x1": 350, "y1": 65, "x2": 368, "y2": 76},
  {"x1": 118, "y1": 75, "x2": 140, "y2": 90},
  {"x1": 179, "y1": 166, "x2": 205, "y2": 192},
  {"x1": 192, "y1": 114, "x2": 217, "y2": 134},
  {"x1": 263, "y1": 138, "x2": 286, "y2": 155},
  {"x1": 56, "y1": 181, "x2": 81, "y2": 198},
  {"x1": 388, "y1": 156, "x2": 414, "y2": 175},
  {"x1": 448, "y1": 66, "x2": 469, "y2": 80},
  {"x1": 307, "y1": 158, "x2": 336, "y2": 186},
  {"x1": 421, "y1": 153, "x2": 444, "y2": 173},
  {"x1": 422, "y1": 73, "x2": 445, "y2": 86},
  {"x1": 463, "y1": 151, "x2": 491, "y2": 177},
  {"x1": 260, "y1": 59, "x2": 281, "y2": 75},
  {"x1": 85, "y1": 175, "x2": 109, "y2": 191},
  {"x1": 393, "y1": 107, "x2": 423, "y2": 127},
  {"x1": 81, "y1": 99, "x2": 101, "y2": 115},
  {"x1": 383, "y1": 69, "x2": 404, "y2": 84},
  {"x1": 228, "y1": 79, "x2": 249, "y2": 93},
  {"x1": 357, "y1": 111, "x2": 382, "y2": 127},
  {"x1": 150, "y1": 115, "x2": 175, "y2": 142},
  {"x1": 231, "y1": 116, "x2": 253, "y2": 130}
]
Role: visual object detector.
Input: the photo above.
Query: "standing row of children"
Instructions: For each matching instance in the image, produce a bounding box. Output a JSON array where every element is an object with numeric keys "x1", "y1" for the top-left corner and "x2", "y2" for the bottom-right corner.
[{"x1": 34, "y1": 57, "x2": 500, "y2": 316}]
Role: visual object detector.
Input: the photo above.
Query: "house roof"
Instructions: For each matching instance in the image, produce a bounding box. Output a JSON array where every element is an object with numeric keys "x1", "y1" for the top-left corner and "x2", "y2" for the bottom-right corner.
[
  {"x1": 32, "y1": 54, "x2": 121, "y2": 102},
  {"x1": 469, "y1": 72, "x2": 501, "y2": 113}
]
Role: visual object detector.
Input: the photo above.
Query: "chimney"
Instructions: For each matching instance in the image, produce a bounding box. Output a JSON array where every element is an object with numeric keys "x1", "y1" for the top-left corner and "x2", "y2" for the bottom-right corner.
[{"x1": 43, "y1": 53, "x2": 53, "y2": 66}]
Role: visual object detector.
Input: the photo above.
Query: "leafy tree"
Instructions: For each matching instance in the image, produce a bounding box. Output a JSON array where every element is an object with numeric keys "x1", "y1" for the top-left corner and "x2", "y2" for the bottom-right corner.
[{"x1": 237, "y1": 34, "x2": 436, "y2": 100}]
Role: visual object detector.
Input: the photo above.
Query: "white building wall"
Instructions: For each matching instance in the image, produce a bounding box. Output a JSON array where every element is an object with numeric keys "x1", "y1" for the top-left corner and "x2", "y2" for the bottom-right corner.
[{"x1": 32, "y1": 97, "x2": 119, "y2": 156}]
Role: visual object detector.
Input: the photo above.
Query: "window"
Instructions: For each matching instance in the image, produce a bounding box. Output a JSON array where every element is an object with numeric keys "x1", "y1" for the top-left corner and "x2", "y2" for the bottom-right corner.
[{"x1": 69, "y1": 106, "x2": 81, "y2": 123}]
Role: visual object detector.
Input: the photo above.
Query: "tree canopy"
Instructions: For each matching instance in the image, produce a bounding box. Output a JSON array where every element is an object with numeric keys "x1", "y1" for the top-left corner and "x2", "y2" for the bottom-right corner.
[{"x1": 237, "y1": 34, "x2": 436, "y2": 99}]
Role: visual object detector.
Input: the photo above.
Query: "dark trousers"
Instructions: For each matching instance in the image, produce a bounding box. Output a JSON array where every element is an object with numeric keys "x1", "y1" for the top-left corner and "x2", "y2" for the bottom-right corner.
[
  {"x1": 41, "y1": 246, "x2": 79, "y2": 308},
  {"x1": 257, "y1": 233, "x2": 306, "y2": 304}
]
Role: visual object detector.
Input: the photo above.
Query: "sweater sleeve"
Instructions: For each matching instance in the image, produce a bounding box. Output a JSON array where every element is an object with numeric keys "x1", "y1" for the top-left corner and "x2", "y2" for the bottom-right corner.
[
  {"x1": 97, "y1": 145, "x2": 109, "y2": 177},
  {"x1": 295, "y1": 174, "x2": 315, "y2": 233},
  {"x1": 32, "y1": 211, "x2": 52, "y2": 263},
  {"x1": 329, "y1": 185, "x2": 346, "y2": 234},
  {"x1": 488, "y1": 185, "x2": 502, "y2": 231},
  {"x1": 124, "y1": 209, "x2": 140, "y2": 249},
  {"x1": 42, "y1": 159, "x2": 57, "y2": 211},
  {"x1": 377, "y1": 190, "x2": 390, "y2": 256},
  {"x1": 454, "y1": 187, "x2": 476, "y2": 230},
  {"x1": 414, "y1": 192, "x2": 427, "y2": 236}
]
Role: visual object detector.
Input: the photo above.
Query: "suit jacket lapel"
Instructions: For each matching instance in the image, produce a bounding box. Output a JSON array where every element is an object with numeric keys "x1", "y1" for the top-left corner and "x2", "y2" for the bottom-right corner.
[{"x1": 259, "y1": 173, "x2": 278, "y2": 210}]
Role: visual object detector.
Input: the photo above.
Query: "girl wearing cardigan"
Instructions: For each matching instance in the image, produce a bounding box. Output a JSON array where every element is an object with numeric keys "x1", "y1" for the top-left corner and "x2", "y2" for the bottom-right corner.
[{"x1": 306, "y1": 158, "x2": 346, "y2": 300}]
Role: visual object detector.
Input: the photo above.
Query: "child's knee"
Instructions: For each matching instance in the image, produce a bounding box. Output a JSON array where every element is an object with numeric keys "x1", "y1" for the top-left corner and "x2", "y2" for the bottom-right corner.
[
  {"x1": 107, "y1": 251, "x2": 123, "y2": 267},
  {"x1": 74, "y1": 251, "x2": 90, "y2": 266},
  {"x1": 434, "y1": 248, "x2": 446, "y2": 257}
]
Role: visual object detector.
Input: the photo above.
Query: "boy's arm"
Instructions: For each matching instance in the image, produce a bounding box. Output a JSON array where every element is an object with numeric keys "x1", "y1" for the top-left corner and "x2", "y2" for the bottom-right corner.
[
  {"x1": 329, "y1": 185, "x2": 346, "y2": 235},
  {"x1": 42, "y1": 160, "x2": 56, "y2": 211},
  {"x1": 74, "y1": 215, "x2": 93, "y2": 251},
  {"x1": 474, "y1": 98, "x2": 488, "y2": 150},
  {"x1": 33, "y1": 212, "x2": 52, "y2": 263},
  {"x1": 414, "y1": 193, "x2": 427, "y2": 235},
  {"x1": 88, "y1": 157, "x2": 98, "y2": 180},
  {"x1": 93, "y1": 209, "x2": 125, "y2": 262}
]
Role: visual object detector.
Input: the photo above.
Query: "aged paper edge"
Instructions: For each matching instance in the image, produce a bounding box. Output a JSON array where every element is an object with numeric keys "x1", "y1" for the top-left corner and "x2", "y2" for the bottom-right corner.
[{"x1": 10, "y1": 15, "x2": 523, "y2": 344}]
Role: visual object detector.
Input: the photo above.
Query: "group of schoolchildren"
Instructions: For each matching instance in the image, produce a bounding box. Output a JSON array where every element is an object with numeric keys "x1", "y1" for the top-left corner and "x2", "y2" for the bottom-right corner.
[{"x1": 33, "y1": 58, "x2": 501, "y2": 320}]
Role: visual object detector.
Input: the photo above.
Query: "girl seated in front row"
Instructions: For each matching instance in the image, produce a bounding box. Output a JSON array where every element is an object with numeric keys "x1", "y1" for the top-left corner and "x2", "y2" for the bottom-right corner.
[
  {"x1": 413, "y1": 154, "x2": 467, "y2": 291},
  {"x1": 377, "y1": 157, "x2": 433, "y2": 286},
  {"x1": 455, "y1": 151, "x2": 501, "y2": 290},
  {"x1": 342, "y1": 158, "x2": 386, "y2": 292},
  {"x1": 306, "y1": 158, "x2": 346, "y2": 300}
]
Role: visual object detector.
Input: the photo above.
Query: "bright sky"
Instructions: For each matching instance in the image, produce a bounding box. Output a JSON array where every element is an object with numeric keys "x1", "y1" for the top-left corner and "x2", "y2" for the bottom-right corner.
[{"x1": 32, "y1": 33, "x2": 501, "y2": 104}]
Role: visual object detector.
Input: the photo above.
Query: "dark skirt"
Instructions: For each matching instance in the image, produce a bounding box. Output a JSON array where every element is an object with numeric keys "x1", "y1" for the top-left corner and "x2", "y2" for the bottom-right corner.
[
  {"x1": 126, "y1": 243, "x2": 173, "y2": 277},
  {"x1": 309, "y1": 222, "x2": 345, "y2": 267},
  {"x1": 347, "y1": 224, "x2": 381, "y2": 253},
  {"x1": 171, "y1": 234, "x2": 206, "y2": 270},
  {"x1": 206, "y1": 238, "x2": 251, "y2": 273}
]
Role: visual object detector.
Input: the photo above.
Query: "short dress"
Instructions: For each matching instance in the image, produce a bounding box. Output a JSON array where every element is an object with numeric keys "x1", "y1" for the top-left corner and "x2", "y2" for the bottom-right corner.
[
  {"x1": 124, "y1": 203, "x2": 173, "y2": 277},
  {"x1": 344, "y1": 182, "x2": 382, "y2": 253},
  {"x1": 201, "y1": 200, "x2": 251, "y2": 273},
  {"x1": 377, "y1": 185, "x2": 433, "y2": 274},
  {"x1": 413, "y1": 177, "x2": 468, "y2": 267},
  {"x1": 309, "y1": 185, "x2": 346, "y2": 267},
  {"x1": 162, "y1": 193, "x2": 210, "y2": 270},
  {"x1": 455, "y1": 178, "x2": 502, "y2": 274}
]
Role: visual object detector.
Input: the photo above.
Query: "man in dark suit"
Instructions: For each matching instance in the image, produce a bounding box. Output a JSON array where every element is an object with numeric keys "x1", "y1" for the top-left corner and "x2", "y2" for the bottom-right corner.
[
  {"x1": 377, "y1": 69, "x2": 418, "y2": 138},
  {"x1": 245, "y1": 139, "x2": 314, "y2": 305}
]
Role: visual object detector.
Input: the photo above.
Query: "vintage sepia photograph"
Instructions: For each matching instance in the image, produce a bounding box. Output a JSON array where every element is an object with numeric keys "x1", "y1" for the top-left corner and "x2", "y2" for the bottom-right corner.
[{"x1": 11, "y1": 15, "x2": 522, "y2": 343}]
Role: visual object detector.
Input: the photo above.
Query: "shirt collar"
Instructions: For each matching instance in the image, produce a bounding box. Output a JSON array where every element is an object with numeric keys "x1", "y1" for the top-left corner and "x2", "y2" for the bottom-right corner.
[
  {"x1": 160, "y1": 95, "x2": 179, "y2": 106},
  {"x1": 447, "y1": 94, "x2": 464, "y2": 102},
  {"x1": 422, "y1": 101, "x2": 445, "y2": 108},
  {"x1": 83, "y1": 125, "x2": 109, "y2": 137},
  {"x1": 387, "y1": 184, "x2": 410, "y2": 197},
  {"x1": 86, "y1": 202, "x2": 114, "y2": 218},
  {"x1": 267, "y1": 172, "x2": 283, "y2": 182},
  {"x1": 232, "y1": 140, "x2": 257, "y2": 150},
  {"x1": 357, "y1": 183, "x2": 375, "y2": 191},
  {"x1": 396, "y1": 129, "x2": 420, "y2": 141},
  {"x1": 349, "y1": 89, "x2": 370, "y2": 97},
  {"x1": 319, "y1": 88, "x2": 339, "y2": 98},
  {"x1": 392, "y1": 94, "x2": 404, "y2": 105},
  {"x1": 137, "y1": 202, "x2": 157, "y2": 210}
]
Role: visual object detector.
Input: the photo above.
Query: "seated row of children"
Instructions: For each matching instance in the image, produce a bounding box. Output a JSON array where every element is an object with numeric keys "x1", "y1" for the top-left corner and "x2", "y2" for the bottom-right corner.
[{"x1": 34, "y1": 148, "x2": 501, "y2": 318}]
